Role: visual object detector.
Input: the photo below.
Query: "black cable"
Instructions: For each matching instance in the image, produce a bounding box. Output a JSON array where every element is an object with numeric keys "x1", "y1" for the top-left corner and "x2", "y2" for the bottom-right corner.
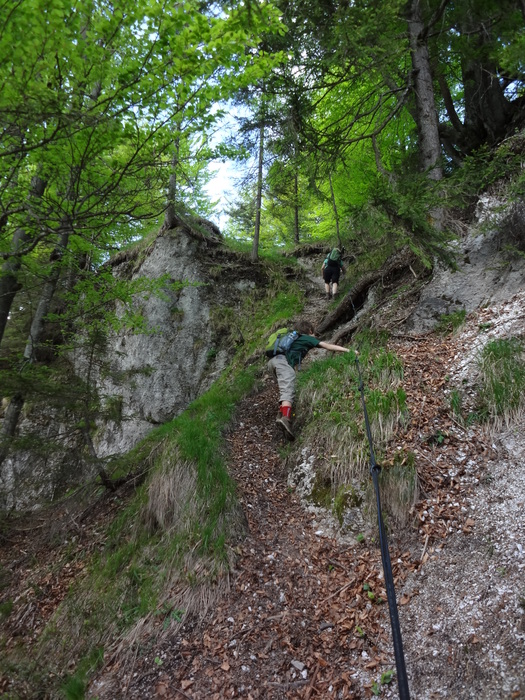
[{"x1": 355, "y1": 355, "x2": 411, "y2": 700}]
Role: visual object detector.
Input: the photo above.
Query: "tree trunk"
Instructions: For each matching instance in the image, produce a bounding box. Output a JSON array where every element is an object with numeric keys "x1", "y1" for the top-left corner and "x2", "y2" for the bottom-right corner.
[
  {"x1": 0, "y1": 228, "x2": 30, "y2": 346},
  {"x1": 0, "y1": 393, "x2": 25, "y2": 467},
  {"x1": 0, "y1": 176, "x2": 45, "y2": 347},
  {"x1": 24, "y1": 223, "x2": 69, "y2": 361},
  {"x1": 408, "y1": 0, "x2": 445, "y2": 232},
  {"x1": 164, "y1": 134, "x2": 181, "y2": 230},
  {"x1": 328, "y1": 172, "x2": 341, "y2": 246},
  {"x1": 408, "y1": 0, "x2": 443, "y2": 182},
  {"x1": 293, "y1": 171, "x2": 300, "y2": 245},
  {"x1": 435, "y1": 68, "x2": 464, "y2": 137},
  {"x1": 0, "y1": 226, "x2": 70, "y2": 469},
  {"x1": 251, "y1": 123, "x2": 264, "y2": 263}
]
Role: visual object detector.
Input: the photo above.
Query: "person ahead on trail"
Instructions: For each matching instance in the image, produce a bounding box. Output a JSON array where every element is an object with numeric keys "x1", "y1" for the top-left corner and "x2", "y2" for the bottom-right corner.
[
  {"x1": 321, "y1": 247, "x2": 345, "y2": 299},
  {"x1": 267, "y1": 320, "x2": 352, "y2": 440}
]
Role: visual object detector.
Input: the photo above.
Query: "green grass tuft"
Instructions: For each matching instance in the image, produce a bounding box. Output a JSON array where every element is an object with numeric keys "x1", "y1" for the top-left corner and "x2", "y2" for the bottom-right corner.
[
  {"x1": 295, "y1": 330, "x2": 408, "y2": 523},
  {"x1": 59, "y1": 647, "x2": 104, "y2": 700},
  {"x1": 476, "y1": 337, "x2": 525, "y2": 425},
  {"x1": 435, "y1": 309, "x2": 466, "y2": 335}
]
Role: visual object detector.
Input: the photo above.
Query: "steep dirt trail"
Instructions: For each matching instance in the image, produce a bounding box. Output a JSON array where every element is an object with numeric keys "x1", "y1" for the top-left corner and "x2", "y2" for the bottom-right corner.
[
  {"x1": 86, "y1": 262, "x2": 407, "y2": 699},
  {"x1": 295, "y1": 257, "x2": 342, "y2": 342},
  {"x1": 110, "y1": 381, "x2": 401, "y2": 699}
]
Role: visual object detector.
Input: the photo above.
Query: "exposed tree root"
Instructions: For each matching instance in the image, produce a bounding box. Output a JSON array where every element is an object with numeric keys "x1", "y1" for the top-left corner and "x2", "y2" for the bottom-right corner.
[{"x1": 316, "y1": 247, "x2": 426, "y2": 335}]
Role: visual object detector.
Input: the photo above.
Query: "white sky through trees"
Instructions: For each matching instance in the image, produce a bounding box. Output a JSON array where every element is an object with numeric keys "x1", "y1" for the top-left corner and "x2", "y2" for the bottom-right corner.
[{"x1": 204, "y1": 103, "x2": 253, "y2": 230}]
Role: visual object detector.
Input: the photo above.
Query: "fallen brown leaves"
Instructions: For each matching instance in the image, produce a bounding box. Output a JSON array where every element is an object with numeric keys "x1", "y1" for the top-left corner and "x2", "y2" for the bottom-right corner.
[
  {"x1": 389, "y1": 334, "x2": 495, "y2": 556},
  {"x1": 0, "y1": 491, "x2": 127, "y2": 695}
]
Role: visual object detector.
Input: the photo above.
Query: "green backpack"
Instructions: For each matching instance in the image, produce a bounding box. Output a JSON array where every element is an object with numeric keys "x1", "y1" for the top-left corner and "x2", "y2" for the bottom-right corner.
[
  {"x1": 265, "y1": 327, "x2": 299, "y2": 357},
  {"x1": 328, "y1": 248, "x2": 341, "y2": 263}
]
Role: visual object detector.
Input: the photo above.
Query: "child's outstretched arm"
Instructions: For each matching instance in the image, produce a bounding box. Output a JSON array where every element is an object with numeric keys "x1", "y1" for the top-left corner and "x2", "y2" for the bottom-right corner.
[{"x1": 319, "y1": 341, "x2": 351, "y2": 353}]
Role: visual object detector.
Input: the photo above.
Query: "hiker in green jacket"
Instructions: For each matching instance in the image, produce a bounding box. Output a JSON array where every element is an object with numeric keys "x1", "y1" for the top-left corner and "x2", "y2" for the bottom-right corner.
[
  {"x1": 322, "y1": 247, "x2": 345, "y2": 299},
  {"x1": 268, "y1": 320, "x2": 351, "y2": 440}
]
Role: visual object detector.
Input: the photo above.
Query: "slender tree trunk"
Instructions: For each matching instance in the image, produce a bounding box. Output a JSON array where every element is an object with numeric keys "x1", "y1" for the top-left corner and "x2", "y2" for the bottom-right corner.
[
  {"x1": 0, "y1": 225, "x2": 70, "y2": 469},
  {"x1": 0, "y1": 392, "x2": 25, "y2": 465},
  {"x1": 251, "y1": 123, "x2": 264, "y2": 263},
  {"x1": 435, "y1": 68, "x2": 464, "y2": 136},
  {"x1": 408, "y1": 0, "x2": 443, "y2": 182},
  {"x1": 408, "y1": 0, "x2": 444, "y2": 231},
  {"x1": 293, "y1": 171, "x2": 300, "y2": 245},
  {"x1": 25, "y1": 224, "x2": 69, "y2": 358},
  {"x1": 0, "y1": 228, "x2": 30, "y2": 346},
  {"x1": 164, "y1": 134, "x2": 181, "y2": 230},
  {"x1": 0, "y1": 176, "x2": 45, "y2": 347},
  {"x1": 328, "y1": 172, "x2": 341, "y2": 246}
]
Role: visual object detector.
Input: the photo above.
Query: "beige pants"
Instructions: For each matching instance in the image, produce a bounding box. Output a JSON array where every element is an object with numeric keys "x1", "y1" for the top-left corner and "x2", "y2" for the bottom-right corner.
[{"x1": 268, "y1": 354, "x2": 296, "y2": 404}]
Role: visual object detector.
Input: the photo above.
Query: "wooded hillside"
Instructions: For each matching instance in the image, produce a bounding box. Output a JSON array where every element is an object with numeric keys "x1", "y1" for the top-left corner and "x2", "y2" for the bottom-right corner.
[{"x1": 1, "y1": 2, "x2": 525, "y2": 698}]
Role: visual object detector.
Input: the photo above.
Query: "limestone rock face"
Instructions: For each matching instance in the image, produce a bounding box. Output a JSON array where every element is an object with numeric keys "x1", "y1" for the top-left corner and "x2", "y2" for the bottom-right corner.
[
  {"x1": 405, "y1": 199, "x2": 525, "y2": 333},
  {"x1": 86, "y1": 232, "x2": 232, "y2": 458},
  {"x1": 1, "y1": 228, "x2": 264, "y2": 508}
]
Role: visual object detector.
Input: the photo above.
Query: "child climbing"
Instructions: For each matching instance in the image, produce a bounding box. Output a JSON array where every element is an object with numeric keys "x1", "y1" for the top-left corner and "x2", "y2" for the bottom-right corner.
[
  {"x1": 267, "y1": 320, "x2": 352, "y2": 440},
  {"x1": 321, "y1": 247, "x2": 345, "y2": 299}
]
